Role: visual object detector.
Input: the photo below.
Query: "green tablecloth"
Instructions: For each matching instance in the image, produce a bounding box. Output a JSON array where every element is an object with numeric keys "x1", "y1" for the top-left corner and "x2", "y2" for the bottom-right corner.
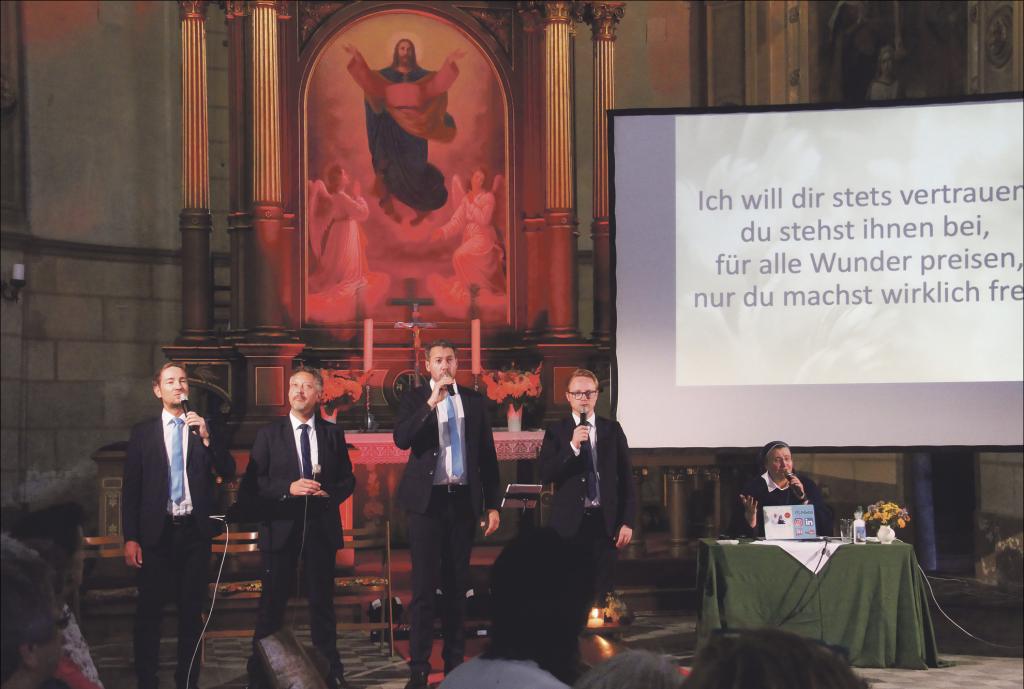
[{"x1": 696, "y1": 539, "x2": 939, "y2": 668}]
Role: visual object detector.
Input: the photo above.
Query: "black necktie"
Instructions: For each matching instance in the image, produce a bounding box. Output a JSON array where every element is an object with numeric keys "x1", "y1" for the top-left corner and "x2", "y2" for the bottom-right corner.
[
  {"x1": 580, "y1": 421, "x2": 597, "y2": 501},
  {"x1": 299, "y1": 424, "x2": 312, "y2": 479}
]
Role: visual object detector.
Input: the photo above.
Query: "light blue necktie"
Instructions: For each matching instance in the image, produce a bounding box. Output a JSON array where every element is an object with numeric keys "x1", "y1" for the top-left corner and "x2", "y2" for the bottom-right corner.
[
  {"x1": 446, "y1": 395, "x2": 464, "y2": 480},
  {"x1": 170, "y1": 417, "x2": 185, "y2": 504}
]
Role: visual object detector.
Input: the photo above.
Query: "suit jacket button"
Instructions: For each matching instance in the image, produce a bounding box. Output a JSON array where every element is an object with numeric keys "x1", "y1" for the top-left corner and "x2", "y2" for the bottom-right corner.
[{"x1": 428, "y1": 470, "x2": 434, "y2": 475}]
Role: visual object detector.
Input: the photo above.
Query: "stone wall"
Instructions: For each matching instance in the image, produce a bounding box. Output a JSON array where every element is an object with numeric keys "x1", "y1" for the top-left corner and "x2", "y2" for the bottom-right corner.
[
  {"x1": 1, "y1": 1, "x2": 221, "y2": 529},
  {"x1": 0, "y1": 1, "x2": 234, "y2": 527}
]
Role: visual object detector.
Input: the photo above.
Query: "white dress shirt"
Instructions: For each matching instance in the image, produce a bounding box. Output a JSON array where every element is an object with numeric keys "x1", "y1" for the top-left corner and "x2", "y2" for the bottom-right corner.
[
  {"x1": 431, "y1": 379, "x2": 466, "y2": 485},
  {"x1": 571, "y1": 412, "x2": 600, "y2": 507},
  {"x1": 290, "y1": 412, "x2": 320, "y2": 476},
  {"x1": 761, "y1": 470, "x2": 784, "y2": 492},
  {"x1": 161, "y1": 408, "x2": 193, "y2": 516}
]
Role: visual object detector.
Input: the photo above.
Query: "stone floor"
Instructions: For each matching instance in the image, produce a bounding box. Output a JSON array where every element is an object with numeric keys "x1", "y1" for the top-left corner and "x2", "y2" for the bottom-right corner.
[
  {"x1": 80, "y1": 543, "x2": 1023, "y2": 689},
  {"x1": 88, "y1": 608, "x2": 1023, "y2": 689}
]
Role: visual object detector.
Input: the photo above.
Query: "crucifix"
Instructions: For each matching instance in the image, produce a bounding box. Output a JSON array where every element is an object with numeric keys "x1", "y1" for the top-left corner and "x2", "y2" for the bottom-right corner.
[{"x1": 389, "y1": 278, "x2": 436, "y2": 388}]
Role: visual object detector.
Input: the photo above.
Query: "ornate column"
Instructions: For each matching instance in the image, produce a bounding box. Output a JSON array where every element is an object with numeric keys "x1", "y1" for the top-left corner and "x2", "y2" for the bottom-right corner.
[
  {"x1": 542, "y1": 1, "x2": 579, "y2": 339},
  {"x1": 518, "y1": 6, "x2": 548, "y2": 336},
  {"x1": 667, "y1": 468, "x2": 689, "y2": 556},
  {"x1": 225, "y1": 0, "x2": 249, "y2": 335},
  {"x1": 233, "y1": 0, "x2": 303, "y2": 431},
  {"x1": 178, "y1": 1, "x2": 213, "y2": 342},
  {"x1": 246, "y1": 0, "x2": 290, "y2": 338},
  {"x1": 587, "y1": 2, "x2": 623, "y2": 341},
  {"x1": 690, "y1": 466, "x2": 720, "y2": 537},
  {"x1": 623, "y1": 465, "x2": 647, "y2": 558},
  {"x1": 708, "y1": 467, "x2": 723, "y2": 537}
]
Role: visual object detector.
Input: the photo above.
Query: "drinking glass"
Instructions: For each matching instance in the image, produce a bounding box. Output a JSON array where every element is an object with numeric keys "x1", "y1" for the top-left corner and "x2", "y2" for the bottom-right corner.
[{"x1": 839, "y1": 518, "x2": 854, "y2": 543}]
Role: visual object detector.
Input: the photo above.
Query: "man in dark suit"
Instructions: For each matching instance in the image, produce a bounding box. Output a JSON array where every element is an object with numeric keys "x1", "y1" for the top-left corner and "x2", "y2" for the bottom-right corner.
[
  {"x1": 538, "y1": 368, "x2": 636, "y2": 607},
  {"x1": 242, "y1": 367, "x2": 356, "y2": 689},
  {"x1": 393, "y1": 340, "x2": 500, "y2": 689},
  {"x1": 122, "y1": 361, "x2": 236, "y2": 689}
]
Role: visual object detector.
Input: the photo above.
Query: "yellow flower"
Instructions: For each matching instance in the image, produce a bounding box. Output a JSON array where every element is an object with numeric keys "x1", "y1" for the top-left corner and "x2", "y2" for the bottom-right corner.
[{"x1": 865, "y1": 500, "x2": 910, "y2": 528}]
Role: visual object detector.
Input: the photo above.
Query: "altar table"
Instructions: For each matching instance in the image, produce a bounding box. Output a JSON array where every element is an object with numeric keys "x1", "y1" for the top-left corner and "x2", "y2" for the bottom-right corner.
[
  {"x1": 345, "y1": 430, "x2": 544, "y2": 464},
  {"x1": 696, "y1": 539, "x2": 939, "y2": 669}
]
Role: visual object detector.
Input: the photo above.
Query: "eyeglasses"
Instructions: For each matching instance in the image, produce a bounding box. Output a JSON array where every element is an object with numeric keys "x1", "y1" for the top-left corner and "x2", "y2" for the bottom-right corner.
[{"x1": 568, "y1": 390, "x2": 598, "y2": 400}]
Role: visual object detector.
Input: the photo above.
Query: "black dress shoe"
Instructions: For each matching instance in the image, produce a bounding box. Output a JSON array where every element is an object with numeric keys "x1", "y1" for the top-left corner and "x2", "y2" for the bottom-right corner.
[{"x1": 404, "y1": 670, "x2": 429, "y2": 689}]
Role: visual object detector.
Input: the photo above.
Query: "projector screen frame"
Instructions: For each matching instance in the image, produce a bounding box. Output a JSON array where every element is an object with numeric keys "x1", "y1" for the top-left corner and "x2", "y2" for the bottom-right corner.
[{"x1": 607, "y1": 92, "x2": 1024, "y2": 451}]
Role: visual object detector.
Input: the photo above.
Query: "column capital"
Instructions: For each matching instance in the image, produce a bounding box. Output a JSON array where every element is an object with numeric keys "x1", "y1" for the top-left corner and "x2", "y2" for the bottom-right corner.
[
  {"x1": 532, "y1": 1, "x2": 574, "y2": 25},
  {"x1": 244, "y1": 0, "x2": 290, "y2": 18},
  {"x1": 517, "y1": 4, "x2": 545, "y2": 32},
  {"x1": 222, "y1": 0, "x2": 248, "y2": 20},
  {"x1": 586, "y1": 2, "x2": 625, "y2": 41},
  {"x1": 178, "y1": 0, "x2": 209, "y2": 21}
]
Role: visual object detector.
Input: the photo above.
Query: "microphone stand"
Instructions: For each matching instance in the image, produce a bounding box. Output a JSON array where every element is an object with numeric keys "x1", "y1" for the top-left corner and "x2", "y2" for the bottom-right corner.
[{"x1": 363, "y1": 379, "x2": 376, "y2": 432}]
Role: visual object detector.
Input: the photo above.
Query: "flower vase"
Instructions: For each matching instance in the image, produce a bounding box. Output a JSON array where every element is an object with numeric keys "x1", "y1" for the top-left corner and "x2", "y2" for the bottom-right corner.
[
  {"x1": 506, "y1": 403, "x2": 523, "y2": 432},
  {"x1": 877, "y1": 524, "x2": 896, "y2": 544}
]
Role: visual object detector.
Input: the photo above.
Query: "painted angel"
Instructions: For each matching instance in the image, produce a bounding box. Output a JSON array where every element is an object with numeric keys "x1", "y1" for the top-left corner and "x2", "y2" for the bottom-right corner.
[
  {"x1": 307, "y1": 164, "x2": 370, "y2": 295},
  {"x1": 429, "y1": 168, "x2": 506, "y2": 296}
]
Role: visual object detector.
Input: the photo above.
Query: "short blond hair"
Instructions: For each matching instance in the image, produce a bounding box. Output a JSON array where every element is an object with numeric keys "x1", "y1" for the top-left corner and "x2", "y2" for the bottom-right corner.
[{"x1": 566, "y1": 368, "x2": 599, "y2": 390}]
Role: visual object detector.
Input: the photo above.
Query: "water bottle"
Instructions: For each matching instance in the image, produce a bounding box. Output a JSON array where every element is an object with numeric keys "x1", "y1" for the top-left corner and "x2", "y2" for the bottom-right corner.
[{"x1": 853, "y1": 506, "x2": 867, "y2": 544}]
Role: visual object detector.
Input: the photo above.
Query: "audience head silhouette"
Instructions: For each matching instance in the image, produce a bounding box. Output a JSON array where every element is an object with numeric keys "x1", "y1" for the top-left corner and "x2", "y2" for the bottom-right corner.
[
  {"x1": 574, "y1": 650, "x2": 684, "y2": 689},
  {"x1": 1, "y1": 534, "x2": 62, "y2": 687},
  {"x1": 684, "y1": 628, "x2": 868, "y2": 689},
  {"x1": 483, "y1": 527, "x2": 595, "y2": 685}
]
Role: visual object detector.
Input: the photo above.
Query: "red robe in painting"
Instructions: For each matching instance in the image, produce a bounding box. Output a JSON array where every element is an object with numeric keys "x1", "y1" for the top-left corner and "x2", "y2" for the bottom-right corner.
[{"x1": 347, "y1": 51, "x2": 459, "y2": 213}]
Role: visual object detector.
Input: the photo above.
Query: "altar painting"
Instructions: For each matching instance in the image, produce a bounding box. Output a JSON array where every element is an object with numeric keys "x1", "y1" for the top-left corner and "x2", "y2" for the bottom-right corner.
[{"x1": 304, "y1": 11, "x2": 509, "y2": 327}]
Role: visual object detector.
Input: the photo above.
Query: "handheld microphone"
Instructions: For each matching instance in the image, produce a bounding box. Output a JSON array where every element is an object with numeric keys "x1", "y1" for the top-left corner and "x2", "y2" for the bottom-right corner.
[
  {"x1": 786, "y1": 472, "x2": 805, "y2": 500},
  {"x1": 179, "y1": 395, "x2": 200, "y2": 436},
  {"x1": 578, "y1": 410, "x2": 591, "y2": 450},
  {"x1": 445, "y1": 384, "x2": 456, "y2": 396}
]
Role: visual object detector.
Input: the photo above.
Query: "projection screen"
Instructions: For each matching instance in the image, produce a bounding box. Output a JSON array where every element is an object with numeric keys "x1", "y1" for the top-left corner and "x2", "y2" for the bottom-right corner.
[{"x1": 611, "y1": 96, "x2": 1024, "y2": 449}]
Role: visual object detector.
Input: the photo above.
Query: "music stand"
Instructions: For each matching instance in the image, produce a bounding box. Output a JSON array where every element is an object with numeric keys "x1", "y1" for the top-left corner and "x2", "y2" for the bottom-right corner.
[{"x1": 501, "y1": 483, "x2": 543, "y2": 510}]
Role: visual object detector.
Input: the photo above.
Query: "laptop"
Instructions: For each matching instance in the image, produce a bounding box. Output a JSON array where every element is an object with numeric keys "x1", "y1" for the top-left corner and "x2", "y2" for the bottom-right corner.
[{"x1": 763, "y1": 504, "x2": 819, "y2": 540}]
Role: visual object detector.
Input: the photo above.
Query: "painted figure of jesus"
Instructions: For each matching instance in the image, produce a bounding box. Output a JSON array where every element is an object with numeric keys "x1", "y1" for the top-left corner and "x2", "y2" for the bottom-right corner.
[{"x1": 344, "y1": 40, "x2": 465, "y2": 225}]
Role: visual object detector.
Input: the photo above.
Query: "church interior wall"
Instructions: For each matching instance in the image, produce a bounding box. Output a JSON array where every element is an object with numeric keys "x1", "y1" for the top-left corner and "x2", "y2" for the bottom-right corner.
[
  {"x1": 1, "y1": 1, "x2": 185, "y2": 518},
  {"x1": 0, "y1": 1, "x2": 1020, "y2": 587}
]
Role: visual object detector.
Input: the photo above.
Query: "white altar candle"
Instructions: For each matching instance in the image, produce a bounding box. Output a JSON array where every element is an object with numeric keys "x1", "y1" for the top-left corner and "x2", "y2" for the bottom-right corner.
[
  {"x1": 363, "y1": 318, "x2": 374, "y2": 372},
  {"x1": 471, "y1": 319, "x2": 481, "y2": 374}
]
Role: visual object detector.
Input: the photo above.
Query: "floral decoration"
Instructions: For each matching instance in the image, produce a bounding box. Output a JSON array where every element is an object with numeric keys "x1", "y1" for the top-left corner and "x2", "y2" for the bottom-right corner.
[
  {"x1": 864, "y1": 501, "x2": 911, "y2": 529},
  {"x1": 482, "y1": 364, "x2": 542, "y2": 408},
  {"x1": 320, "y1": 370, "x2": 370, "y2": 419}
]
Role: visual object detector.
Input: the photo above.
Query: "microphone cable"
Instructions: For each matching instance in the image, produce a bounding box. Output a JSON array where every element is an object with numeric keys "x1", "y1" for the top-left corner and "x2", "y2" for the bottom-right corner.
[
  {"x1": 294, "y1": 464, "x2": 322, "y2": 617},
  {"x1": 186, "y1": 515, "x2": 230, "y2": 686},
  {"x1": 918, "y1": 562, "x2": 1024, "y2": 650},
  {"x1": 775, "y1": 539, "x2": 830, "y2": 628}
]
